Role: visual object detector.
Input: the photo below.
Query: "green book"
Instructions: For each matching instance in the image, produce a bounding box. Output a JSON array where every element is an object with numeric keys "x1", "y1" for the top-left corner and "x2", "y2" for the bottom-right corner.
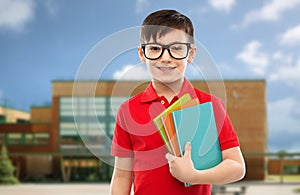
[{"x1": 153, "y1": 93, "x2": 192, "y2": 153}]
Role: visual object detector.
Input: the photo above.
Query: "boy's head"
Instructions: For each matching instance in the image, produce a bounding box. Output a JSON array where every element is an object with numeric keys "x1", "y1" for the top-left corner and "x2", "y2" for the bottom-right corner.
[
  {"x1": 138, "y1": 10, "x2": 197, "y2": 86},
  {"x1": 140, "y1": 9, "x2": 194, "y2": 44}
]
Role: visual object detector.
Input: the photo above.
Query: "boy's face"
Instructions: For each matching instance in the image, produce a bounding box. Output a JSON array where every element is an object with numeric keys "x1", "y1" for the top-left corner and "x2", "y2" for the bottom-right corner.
[{"x1": 138, "y1": 29, "x2": 196, "y2": 85}]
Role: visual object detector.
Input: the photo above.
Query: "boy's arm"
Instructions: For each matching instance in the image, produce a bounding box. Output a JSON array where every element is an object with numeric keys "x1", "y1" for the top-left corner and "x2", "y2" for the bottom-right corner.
[
  {"x1": 110, "y1": 157, "x2": 133, "y2": 195},
  {"x1": 166, "y1": 143, "x2": 246, "y2": 185}
]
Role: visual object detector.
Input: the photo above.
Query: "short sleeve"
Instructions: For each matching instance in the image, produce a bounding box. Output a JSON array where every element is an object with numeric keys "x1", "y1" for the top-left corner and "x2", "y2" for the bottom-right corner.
[{"x1": 111, "y1": 103, "x2": 134, "y2": 157}]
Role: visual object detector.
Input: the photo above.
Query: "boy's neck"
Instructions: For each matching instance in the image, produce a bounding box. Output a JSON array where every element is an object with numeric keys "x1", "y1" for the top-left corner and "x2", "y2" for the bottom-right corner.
[{"x1": 152, "y1": 78, "x2": 184, "y2": 102}]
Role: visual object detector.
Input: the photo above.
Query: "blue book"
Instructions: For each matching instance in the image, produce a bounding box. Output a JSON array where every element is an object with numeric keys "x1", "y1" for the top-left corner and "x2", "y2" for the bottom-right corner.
[{"x1": 172, "y1": 102, "x2": 222, "y2": 171}]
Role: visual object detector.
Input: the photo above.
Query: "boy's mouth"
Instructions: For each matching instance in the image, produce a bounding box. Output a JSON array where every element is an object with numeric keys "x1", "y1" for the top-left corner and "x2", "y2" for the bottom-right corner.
[{"x1": 157, "y1": 67, "x2": 176, "y2": 71}]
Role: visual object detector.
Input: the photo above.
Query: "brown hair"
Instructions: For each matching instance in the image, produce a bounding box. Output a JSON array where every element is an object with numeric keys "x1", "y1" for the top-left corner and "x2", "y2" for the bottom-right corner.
[{"x1": 140, "y1": 9, "x2": 194, "y2": 44}]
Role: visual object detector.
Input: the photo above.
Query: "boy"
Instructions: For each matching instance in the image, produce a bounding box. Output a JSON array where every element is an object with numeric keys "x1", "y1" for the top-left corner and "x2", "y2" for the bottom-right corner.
[{"x1": 110, "y1": 9, "x2": 245, "y2": 195}]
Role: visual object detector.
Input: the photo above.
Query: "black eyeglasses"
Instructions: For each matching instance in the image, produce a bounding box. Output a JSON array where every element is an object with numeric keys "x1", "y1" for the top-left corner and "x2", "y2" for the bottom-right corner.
[{"x1": 141, "y1": 42, "x2": 191, "y2": 60}]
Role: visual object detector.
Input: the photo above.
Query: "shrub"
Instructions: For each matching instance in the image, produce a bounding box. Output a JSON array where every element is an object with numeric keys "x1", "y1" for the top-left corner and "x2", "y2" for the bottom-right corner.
[{"x1": 0, "y1": 145, "x2": 19, "y2": 185}]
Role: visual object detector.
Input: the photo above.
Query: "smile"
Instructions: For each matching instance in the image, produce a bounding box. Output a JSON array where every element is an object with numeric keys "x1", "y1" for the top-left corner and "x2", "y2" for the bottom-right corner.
[{"x1": 157, "y1": 67, "x2": 176, "y2": 70}]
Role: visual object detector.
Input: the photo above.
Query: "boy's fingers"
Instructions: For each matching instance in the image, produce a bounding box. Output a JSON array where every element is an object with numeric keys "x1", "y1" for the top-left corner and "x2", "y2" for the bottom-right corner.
[
  {"x1": 184, "y1": 142, "x2": 192, "y2": 158},
  {"x1": 166, "y1": 153, "x2": 177, "y2": 162}
]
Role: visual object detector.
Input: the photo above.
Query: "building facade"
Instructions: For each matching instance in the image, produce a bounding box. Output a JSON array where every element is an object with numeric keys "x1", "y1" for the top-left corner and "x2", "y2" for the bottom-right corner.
[
  {"x1": 0, "y1": 80, "x2": 268, "y2": 181},
  {"x1": 0, "y1": 106, "x2": 30, "y2": 124}
]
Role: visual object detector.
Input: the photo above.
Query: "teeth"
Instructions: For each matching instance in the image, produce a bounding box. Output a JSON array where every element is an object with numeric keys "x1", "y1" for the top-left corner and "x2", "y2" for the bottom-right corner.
[{"x1": 159, "y1": 67, "x2": 175, "y2": 70}]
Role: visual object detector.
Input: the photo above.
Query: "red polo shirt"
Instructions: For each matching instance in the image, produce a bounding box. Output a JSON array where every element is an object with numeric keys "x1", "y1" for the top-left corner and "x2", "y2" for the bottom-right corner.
[{"x1": 111, "y1": 78, "x2": 239, "y2": 195}]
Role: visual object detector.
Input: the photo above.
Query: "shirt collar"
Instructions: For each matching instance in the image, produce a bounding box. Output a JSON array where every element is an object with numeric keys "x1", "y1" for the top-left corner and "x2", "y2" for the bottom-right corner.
[
  {"x1": 141, "y1": 78, "x2": 197, "y2": 103},
  {"x1": 141, "y1": 82, "x2": 159, "y2": 103}
]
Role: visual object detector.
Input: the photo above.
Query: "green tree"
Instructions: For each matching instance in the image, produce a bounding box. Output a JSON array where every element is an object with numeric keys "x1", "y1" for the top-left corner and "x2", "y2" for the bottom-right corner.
[{"x1": 0, "y1": 145, "x2": 19, "y2": 185}]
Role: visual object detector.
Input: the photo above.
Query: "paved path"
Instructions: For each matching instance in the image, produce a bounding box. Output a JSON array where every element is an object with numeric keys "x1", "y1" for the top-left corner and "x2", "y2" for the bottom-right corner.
[
  {"x1": 0, "y1": 184, "x2": 110, "y2": 195},
  {"x1": 227, "y1": 182, "x2": 300, "y2": 195},
  {"x1": 0, "y1": 182, "x2": 299, "y2": 195}
]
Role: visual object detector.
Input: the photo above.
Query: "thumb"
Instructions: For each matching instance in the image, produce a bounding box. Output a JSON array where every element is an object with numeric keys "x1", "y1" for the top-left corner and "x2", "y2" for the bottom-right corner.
[
  {"x1": 166, "y1": 153, "x2": 177, "y2": 162},
  {"x1": 183, "y1": 142, "x2": 192, "y2": 159}
]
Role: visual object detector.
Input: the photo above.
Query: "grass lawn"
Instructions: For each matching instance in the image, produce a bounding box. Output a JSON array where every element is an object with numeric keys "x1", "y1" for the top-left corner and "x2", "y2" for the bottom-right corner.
[{"x1": 266, "y1": 174, "x2": 300, "y2": 182}]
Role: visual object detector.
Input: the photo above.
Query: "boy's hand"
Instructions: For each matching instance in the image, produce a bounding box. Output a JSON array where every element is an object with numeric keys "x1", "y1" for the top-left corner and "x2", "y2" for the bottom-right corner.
[{"x1": 165, "y1": 142, "x2": 197, "y2": 184}]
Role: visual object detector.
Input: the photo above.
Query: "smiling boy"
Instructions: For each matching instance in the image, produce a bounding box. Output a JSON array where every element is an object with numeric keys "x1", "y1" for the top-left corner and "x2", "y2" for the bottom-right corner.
[{"x1": 110, "y1": 9, "x2": 245, "y2": 195}]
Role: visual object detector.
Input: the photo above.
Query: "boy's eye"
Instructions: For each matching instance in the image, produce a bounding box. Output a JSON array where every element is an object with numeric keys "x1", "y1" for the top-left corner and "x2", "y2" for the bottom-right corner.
[
  {"x1": 149, "y1": 46, "x2": 161, "y2": 51},
  {"x1": 171, "y1": 45, "x2": 183, "y2": 51}
]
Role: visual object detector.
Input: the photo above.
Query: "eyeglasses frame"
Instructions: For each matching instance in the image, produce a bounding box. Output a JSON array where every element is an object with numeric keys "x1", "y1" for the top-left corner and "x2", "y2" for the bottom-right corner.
[{"x1": 141, "y1": 42, "x2": 192, "y2": 60}]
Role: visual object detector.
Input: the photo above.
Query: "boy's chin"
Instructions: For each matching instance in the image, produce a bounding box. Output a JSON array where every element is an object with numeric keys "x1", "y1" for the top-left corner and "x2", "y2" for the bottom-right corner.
[{"x1": 153, "y1": 77, "x2": 184, "y2": 85}]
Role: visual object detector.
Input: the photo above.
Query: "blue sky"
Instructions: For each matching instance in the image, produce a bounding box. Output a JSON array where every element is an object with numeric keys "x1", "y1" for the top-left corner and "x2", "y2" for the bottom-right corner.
[{"x1": 0, "y1": 0, "x2": 300, "y2": 152}]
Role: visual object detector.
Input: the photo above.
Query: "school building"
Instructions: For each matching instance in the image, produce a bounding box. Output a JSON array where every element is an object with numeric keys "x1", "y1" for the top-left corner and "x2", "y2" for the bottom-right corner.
[
  {"x1": 0, "y1": 106, "x2": 30, "y2": 124},
  {"x1": 0, "y1": 79, "x2": 270, "y2": 181}
]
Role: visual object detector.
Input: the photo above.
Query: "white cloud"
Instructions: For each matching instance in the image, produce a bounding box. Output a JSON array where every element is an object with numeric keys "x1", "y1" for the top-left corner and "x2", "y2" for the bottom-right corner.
[
  {"x1": 272, "y1": 51, "x2": 285, "y2": 61},
  {"x1": 236, "y1": 40, "x2": 269, "y2": 75},
  {"x1": 235, "y1": 0, "x2": 300, "y2": 27},
  {"x1": 0, "y1": 0, "x2": 35, "y2": 32},
  {"x1": 269, "y1": 58, "x2": 300, "y2": 85},
  {"x1": 279, "y1": 24, "x2": 300, "y2": 46},
  {"x1": 113, "y1": 64, "x2": 151, "y2": 80},
  {"x1": 271, "y1": 51, "x2": 293, "y2": 65},
  {"x1": 208, "y1": 0, "x2": 235, "y2": 13}
]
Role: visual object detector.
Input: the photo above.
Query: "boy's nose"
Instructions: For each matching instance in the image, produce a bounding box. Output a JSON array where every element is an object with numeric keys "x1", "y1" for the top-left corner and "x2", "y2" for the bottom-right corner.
[{"x1": 160, "y1": 49, "x2": 172, "y2": 63}]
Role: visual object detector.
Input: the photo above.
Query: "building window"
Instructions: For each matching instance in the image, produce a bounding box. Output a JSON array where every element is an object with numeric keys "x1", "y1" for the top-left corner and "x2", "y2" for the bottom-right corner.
[
  {"x1": 1, "y1": 132, "x2": 49, "y2": 145},
  {"x1": 17, "y1": 118, "x2": 29, "y2": 124},
  {"x1": 0, "y1": 115, "x2": 6, "y2": 123},
  {"x1": 59, "y1": 97, "x2": 126, "y2": 154}
]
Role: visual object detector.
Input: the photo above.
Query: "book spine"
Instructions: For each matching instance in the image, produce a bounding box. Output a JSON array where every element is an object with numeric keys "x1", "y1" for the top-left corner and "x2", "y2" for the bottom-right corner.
[{"x1": 171, "y1": 112, "x2": 183, "y2": 157}]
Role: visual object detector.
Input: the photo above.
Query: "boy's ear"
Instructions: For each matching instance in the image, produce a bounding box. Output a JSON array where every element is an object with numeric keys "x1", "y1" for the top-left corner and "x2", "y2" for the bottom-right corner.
[
  {"x1": 138, "y1": 47, "x2": 146, "y2": 64},
  {"x1": 187, "y1": 47, "x2": 197, "y2": 63}
]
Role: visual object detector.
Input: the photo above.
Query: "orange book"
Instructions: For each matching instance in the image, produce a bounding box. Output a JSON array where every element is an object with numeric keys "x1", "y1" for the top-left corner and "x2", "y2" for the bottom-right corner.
[
  {"x1": 161, "y1": 98, "x2": 199, "y2": 156},
  {"x1": 153, "y1": 94, "x2": 192, "y2": 153}
]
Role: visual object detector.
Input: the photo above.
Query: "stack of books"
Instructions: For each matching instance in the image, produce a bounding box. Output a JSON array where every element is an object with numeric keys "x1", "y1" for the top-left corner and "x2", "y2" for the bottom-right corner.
[{"x1": 153, "y1": 93, "x2": 222, "y2": 174}]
